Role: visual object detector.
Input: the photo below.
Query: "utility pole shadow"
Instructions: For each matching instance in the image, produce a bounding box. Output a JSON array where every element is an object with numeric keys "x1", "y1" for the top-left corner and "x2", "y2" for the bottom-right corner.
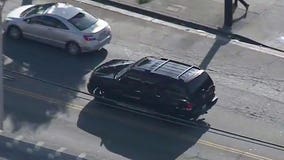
[{"x1": 199, "y1": 26, "x2": 231, "y2": 69}]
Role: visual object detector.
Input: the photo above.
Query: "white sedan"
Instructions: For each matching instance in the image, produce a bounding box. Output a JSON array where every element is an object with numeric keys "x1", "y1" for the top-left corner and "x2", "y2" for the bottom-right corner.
[{"x1": 4, "y1": 2, "x2": 112, "y2": 55}]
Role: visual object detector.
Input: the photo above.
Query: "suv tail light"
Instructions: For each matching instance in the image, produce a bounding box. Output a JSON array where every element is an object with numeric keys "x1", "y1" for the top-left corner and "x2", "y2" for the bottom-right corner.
[
  {"x1": 185, "y1": 103, "x2": 193, "y2": 111},
  {"x1": 83, "y1": 35, "x2": 96, "y2": 41}
]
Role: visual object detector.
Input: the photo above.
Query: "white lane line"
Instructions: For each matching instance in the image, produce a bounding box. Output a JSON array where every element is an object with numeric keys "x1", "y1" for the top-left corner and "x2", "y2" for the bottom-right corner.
[
  {"x1": 55, "y1": 147, "x2": 67, "y2": 156},
  {"x1": 77, "y1": 153, "x2": 87, "y2": 160},
  {"x1": 14, "y1": 135, "x2": 24, "y2": 144},
  {"x1": 75, "y1": 0, "x2": 284, "y2": 58},
  {"x1": 14, "y1": 135, "x2": 24, "y2": 141}
]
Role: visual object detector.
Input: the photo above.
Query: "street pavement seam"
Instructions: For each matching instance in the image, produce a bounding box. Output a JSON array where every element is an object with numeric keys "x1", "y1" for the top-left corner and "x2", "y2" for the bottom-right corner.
[{"x1": 74, "y1": 0, "x2": 284, "y2": 59}]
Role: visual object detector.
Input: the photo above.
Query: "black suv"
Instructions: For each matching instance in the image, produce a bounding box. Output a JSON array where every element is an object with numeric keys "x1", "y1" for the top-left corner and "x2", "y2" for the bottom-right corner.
[{"x1": 87, "y1": 56, "x2": 218, "y2": 119}]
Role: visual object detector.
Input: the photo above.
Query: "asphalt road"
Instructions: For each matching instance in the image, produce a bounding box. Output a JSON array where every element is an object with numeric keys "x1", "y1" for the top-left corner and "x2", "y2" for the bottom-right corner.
[{"x1": 2, "y1": 0, "x2": 284, "y2": 159}]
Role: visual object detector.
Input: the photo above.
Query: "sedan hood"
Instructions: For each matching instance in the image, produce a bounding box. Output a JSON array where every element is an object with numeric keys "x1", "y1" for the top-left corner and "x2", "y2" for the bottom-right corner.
[{"x1": 6, "y1": 5, "x2": 34, "y2": 19}]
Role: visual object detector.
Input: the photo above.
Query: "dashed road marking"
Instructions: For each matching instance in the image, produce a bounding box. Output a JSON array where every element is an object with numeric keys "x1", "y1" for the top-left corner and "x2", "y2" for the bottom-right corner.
[
  {"x1": 14, "y1": 135, "x2": 24, "y2": 144},
  {"x1": 77, "y1": 152, "x2": 87, "y2": 160},
  {"x1": 55, "y1": 147, "x2": 67, "y2": 156},
  {"x1": 35, "y1": 141, "x2": 45, "y2": 151}
]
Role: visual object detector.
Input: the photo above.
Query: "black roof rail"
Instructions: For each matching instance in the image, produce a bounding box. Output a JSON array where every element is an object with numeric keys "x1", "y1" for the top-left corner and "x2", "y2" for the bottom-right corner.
[
  {"x1": 176, "y1": 66, "x2": 193, "y2": 79},
  {"x1": 152, "y1": 59, "x2": 170, "y2": 72}
]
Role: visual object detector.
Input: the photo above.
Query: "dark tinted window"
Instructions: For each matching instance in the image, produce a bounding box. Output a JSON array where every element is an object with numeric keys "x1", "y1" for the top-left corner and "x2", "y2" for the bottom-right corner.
[
  {"x1": 124, "y1": 70, "x2": 142, "y2": 81},
  {"x1": 68, "y1": 12, "x2": 97, "y2": 31},
  {"x1": 120, "y1": 75, "x2": 141, "y2": 87},
  {"x1": 28, "y1": 16, "x2": 44, "y2": 25}
]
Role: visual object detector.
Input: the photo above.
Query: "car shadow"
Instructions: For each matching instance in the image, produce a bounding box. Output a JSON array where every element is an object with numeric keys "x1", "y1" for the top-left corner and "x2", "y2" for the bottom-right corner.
[
  {"x1": 3, "y1": 36, "x2": 107, "y2": 87},
  {"x1": 77, "y1": 100, "x2": 209, "y2": 160},
  {"x1": 3, "y1": 35, "x2": 107, "y2": 131}
]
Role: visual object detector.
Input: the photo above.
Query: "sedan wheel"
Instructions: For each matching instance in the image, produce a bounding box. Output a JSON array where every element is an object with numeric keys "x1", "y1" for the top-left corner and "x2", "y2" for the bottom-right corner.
[
  {"x1": 66, "y1": 42, "x2": 81, "y2": 55},
  {"x1": 8, "y1": 26, "x2": 22, "y2": 39}
]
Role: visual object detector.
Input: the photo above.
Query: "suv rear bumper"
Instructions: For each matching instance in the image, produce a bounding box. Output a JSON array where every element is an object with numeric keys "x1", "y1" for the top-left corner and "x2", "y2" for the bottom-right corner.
[
  {"x1": 202, "y1": 96, "x2": 218, "y2": 114},
  {"x1": 190, "y1": 96, "x2": 218, "y2": 116}
]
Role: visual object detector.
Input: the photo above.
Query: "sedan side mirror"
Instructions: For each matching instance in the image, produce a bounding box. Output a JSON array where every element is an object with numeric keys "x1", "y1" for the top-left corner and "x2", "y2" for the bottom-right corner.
[{"x1": 24, "y1": 18, "x2": 31, "y2": 24}]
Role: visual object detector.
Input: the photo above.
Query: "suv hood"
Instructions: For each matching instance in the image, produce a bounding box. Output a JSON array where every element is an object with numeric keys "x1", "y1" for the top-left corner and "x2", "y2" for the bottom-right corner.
[{"x1": 93, "y1": 59, "x2": 134, "y2": 78}]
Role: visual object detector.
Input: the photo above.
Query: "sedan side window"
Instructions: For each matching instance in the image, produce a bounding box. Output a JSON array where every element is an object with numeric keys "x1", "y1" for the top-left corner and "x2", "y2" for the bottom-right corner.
[
  {"x1": 28, "y1": 16, "x2": 44, "y2": 25},
  {"x1": 40, "y1": 16, "x2": 68, "y2": 30}
]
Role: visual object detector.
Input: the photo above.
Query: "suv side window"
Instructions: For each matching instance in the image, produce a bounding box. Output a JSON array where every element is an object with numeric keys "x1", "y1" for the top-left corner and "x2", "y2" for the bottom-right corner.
[{"x1": 120, "y1": 70, "x2": 142, "y2": 85}]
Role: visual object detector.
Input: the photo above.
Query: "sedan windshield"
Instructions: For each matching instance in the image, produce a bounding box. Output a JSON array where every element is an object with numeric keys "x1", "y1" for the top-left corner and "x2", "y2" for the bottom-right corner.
[{"x1": 68, "y1": 12, "x2": 97, "y2": 31}]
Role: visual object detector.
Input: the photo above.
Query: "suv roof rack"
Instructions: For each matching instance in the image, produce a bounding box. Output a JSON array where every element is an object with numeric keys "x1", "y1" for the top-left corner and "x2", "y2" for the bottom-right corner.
[
  {"x1": 176, "y1": 66, "x2": 193, "y2": 79},
  {"x1": 151, "y1": 59, "x2": 170, "y2": 72}
]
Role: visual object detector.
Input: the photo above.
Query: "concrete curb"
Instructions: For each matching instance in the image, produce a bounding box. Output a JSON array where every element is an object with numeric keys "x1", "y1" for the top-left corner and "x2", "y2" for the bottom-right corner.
[
  {"x1": 0, "y1": 131, "x2": 93, "y2": 160},
  {"x1": 87, "y1": 0, "x2": 284, "y2": 53}
]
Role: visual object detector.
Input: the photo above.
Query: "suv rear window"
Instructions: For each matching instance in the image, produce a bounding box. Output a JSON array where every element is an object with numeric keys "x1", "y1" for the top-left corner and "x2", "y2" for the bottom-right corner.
[
  {"x1": 187, "y1": 72, "x2": 213, "y2": 95},
  {"x1": 68, "y1": 12, "x2": 97, "y2": 31}
]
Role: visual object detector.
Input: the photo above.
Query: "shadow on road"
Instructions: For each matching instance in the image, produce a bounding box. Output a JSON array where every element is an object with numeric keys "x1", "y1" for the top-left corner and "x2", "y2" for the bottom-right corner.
[
  {"x1": 21, "y1": 0, "x2": 32, "y2": 5},
  {"x1": 3, "y1": 36, "x2": 107, "y2": 131},
  {"x1": 199, "y1": 26, "x2": 231, "y2": 69},
  {"x1": 77, "y1": 100, "x2": 209, "y2": 160}
]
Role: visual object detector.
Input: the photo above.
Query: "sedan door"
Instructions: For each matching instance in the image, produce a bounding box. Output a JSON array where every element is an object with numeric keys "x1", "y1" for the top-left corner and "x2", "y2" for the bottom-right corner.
[
  {"x1": 38, "y1": 16, "x2": 71, "y2": 48},
  {"x1": 21, "y1": 15, "x2": 48, "y2": 42}
]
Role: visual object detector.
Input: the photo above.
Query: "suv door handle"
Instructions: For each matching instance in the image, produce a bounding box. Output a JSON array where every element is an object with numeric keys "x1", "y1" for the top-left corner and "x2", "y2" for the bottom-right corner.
[
  {"x1": 135, "y1": 90, "x2": 141, "y2": 93},
  {"x1": 155, "y1": 94, "x2": 161, "y2": 98}
]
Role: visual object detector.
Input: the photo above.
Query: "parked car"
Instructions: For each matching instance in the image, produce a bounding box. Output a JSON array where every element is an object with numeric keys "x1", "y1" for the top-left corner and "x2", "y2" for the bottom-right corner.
[
  {"x1": 3, "y1": 2, "x2": 112, "y2": 55},
  {"x1": 87, "y1": 56, "x2": 218, "y2": 120}
]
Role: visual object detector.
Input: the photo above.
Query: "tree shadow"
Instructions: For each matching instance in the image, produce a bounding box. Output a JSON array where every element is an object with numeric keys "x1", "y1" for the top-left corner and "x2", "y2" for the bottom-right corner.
[
  {"x1": 3, "y1": 35, "x2": 107, "y2": 131},
  {"x1": 77, "y1": 100, "x2": 209, "y2": 160},
  {"x1": 21, "y1": 0, "x2": 33, "y2": 5},
  {"x1": 199, "y1": 26, "x2": 231, "y2": 69}
]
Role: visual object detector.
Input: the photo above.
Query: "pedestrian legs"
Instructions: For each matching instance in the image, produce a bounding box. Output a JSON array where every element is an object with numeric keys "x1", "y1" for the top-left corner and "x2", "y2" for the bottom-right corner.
[{"x1": 233, "y1": 0, "x2": 249, "y2": 17}]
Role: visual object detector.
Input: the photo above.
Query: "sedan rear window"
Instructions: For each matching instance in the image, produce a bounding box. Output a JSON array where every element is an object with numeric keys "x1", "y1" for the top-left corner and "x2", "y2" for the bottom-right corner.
[{"x1": 68, "y1": 12, "x2": 97, "y2": 31}]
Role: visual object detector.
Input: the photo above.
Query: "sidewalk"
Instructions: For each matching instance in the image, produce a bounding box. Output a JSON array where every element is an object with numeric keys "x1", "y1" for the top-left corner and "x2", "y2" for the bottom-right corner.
[
  {"x1": 101, "y1": 0, "x2": 284, "y2": 51},
  {"x1": 0, "y1": 131, "x2": 92, "y2": 160}
]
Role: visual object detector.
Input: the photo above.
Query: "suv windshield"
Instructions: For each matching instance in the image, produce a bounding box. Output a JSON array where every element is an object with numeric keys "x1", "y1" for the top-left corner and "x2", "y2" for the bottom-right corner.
[
  {"x1": 21, "y1": 3, "x2": 55, "y2": 17},
  {"x1": 68, "y1": 12, "x2": 97, "y2": 31}
]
